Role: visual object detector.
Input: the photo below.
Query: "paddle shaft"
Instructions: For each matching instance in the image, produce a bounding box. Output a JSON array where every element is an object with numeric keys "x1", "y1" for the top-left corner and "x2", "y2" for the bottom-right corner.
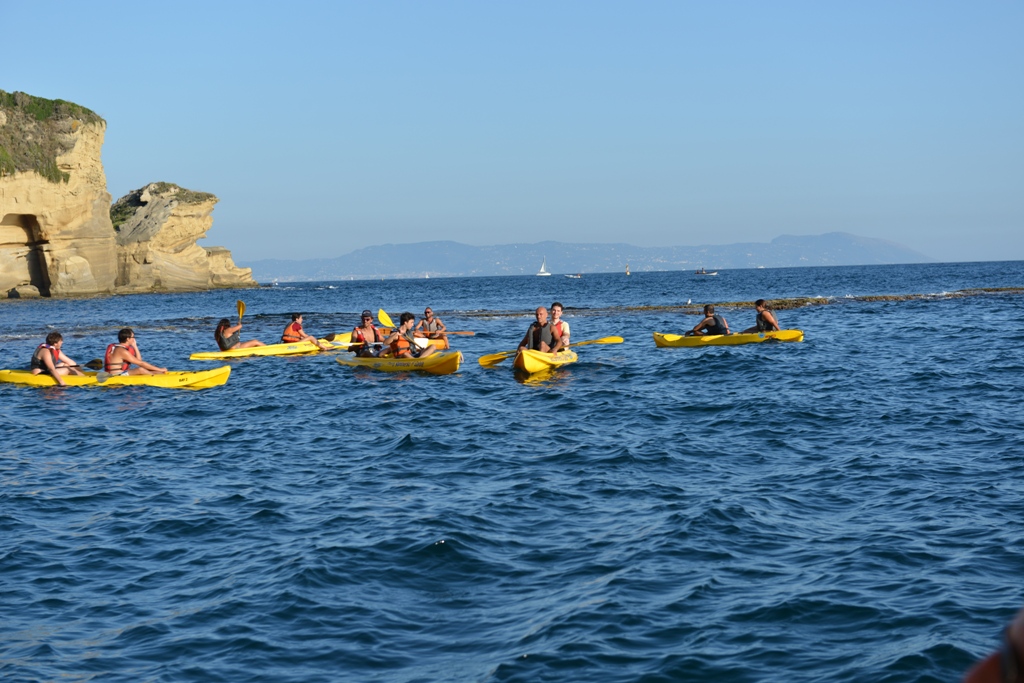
[{"x1": 478, "y1": 336, "x2": 623, "y2": 366}]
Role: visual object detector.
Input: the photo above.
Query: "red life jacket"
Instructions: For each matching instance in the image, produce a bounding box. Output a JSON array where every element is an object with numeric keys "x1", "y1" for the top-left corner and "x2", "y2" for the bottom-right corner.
[
  {"x1": 282, "y1": 321, "x2": 303, "y2": 343},
  {"x1": 32, "y1": 344, "x2": 60, "y2": 370},
  {"x1": 552, "y1": 320, "x2": 566, "y2": 339},
  {"x1": 104, "y1": 343, "x2": 137, "y2": 372},
  {"x1": 352, "y1": 325, "x2": 380, "y2": 350}
]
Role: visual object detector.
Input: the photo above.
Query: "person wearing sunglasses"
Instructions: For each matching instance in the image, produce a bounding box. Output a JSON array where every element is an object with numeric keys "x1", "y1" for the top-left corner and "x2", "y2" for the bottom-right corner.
[
  {"x1": 351, "y1": 310, "x2": 384, "y2": 357},
  {"x1": 104, "y1": 327, "x2": 167, "y2": 376},
  {"x1": 415, "y1": 307, "x2": 447, "y2": 345}
]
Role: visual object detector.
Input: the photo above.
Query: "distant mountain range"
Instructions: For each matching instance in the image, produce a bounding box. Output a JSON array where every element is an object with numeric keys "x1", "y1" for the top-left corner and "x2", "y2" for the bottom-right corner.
[{"x1": 247, "y1": 232, "x2": 930, "y2": 282}]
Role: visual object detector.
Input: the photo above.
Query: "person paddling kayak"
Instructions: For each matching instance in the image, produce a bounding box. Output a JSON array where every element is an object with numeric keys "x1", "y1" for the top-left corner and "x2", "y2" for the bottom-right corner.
[
  {"x1": 549, "y1": 302, "x2": 571, "y2": 353},
  {"x1": 215, "y1": 319, "x2": 266, "y2": 351},
  {"x1": 687, "y1": 304, "x2": 730, "y2": 336},
  {"x1": 741, "y1": 299, "x2": 781, "y2": 334},
  {"x1": 382, "y1": 312, "x2": 436, "y2": 358},
  {"x1": 518, "y1": 306, "x2": 555, "y2": 352},
  {"x1": 29, "y1": 331, "x2": 85, "y2": 387},
  {"x1": 281, "y1": 314, "x2": 330, "y2": 350},
  {"x1": 415, "y1": 307, "x2": 447, "y2": 344},
  {"x1": 105, "y1": 328, "x2": 167, "y2": 376},
  {"x1": 351, "y1": 310, "x2": 385, "y2": 357}
]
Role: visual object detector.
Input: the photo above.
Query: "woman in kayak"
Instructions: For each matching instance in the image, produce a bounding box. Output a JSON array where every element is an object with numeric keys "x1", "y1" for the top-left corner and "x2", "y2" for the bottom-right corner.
[
  {"x1": 281, "y1": 314, "x2": 330, "y2": 350},
  {"x1": 687, "y1": 304, "x2": 730, "y2": 336},
  {"x1": 29, "y1": 331, "x2": 86, "y2": 386},
  {"x1": 382, "y1": 312, "x2": 436, "y2": 359},
  {"x1": 741, "y1": 299, "x2": 781, "y2": 334},
  {"x1": 215, "y1": 319, "x2": 266, "y2": 351}
]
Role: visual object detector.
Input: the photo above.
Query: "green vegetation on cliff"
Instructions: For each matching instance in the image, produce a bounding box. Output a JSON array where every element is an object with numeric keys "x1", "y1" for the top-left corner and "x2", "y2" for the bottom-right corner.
[
  {"x1": 110, "y1": 183, "x2": 218, "y2": 230},
  {"x1": 0, "y1": 90, "x2": 104, "y2": 183}
]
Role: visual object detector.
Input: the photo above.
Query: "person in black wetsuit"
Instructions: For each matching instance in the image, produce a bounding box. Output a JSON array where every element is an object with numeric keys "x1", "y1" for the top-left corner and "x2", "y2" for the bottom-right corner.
[
  {"x1": 741, "y1": 299, "x2": 781, "y2": 334},
  {"x1": 214, "y1": 319, "x2": 266, "y2": 351},
  {"x1": 687, "y1": 304, "x2": 730, "y2": 336}
]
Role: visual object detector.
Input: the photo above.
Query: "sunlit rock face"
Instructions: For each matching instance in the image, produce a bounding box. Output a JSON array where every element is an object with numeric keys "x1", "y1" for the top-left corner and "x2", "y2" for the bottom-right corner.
[
  {"x1": 1, "y1": 90, "x2": 255, "y2": 298},
  {"x1": 112, "y1": 183, "x2": 256, "y2": 292},
  {"x1": 0, "y1": 114, "x2": 117, "y2": 297}
]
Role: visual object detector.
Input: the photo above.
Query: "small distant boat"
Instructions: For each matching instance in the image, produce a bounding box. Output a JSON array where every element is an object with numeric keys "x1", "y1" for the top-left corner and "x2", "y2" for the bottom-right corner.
[
  {"x1": 694, "y1": 268, "x2": 718, "y2": 276},
  {"x1": 625, "y1": 264, "x2": 630, "y2": 276},
  {"x1": 537, "y1": 257, "x2": 552, "y2": 276},
  {"x1": 564, "y1": 273, "x2": 582, "y2": 279},
  {"x1": 425, "y1": 273, "x2": 430, "y2": 279}
]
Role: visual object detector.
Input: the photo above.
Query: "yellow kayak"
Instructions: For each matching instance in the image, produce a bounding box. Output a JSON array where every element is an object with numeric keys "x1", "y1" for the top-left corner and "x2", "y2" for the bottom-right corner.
[
  {"x1": 513, "y1": 349, "x2": 578, "y2": 374},
  {"x1": 336, "y1": 350, "x2": 463, "y2": 375},
  {"x1": 190, "y1": 339, "x2": 330, "y2": 360},
  {"x1": 0, "y1": 366, "x2": 231, "y2": 389},
  {"x1": 330, "y1": 332, "x2": 448, "y2": 350},
  {"x1": 653, "y1": 329, "x2": 804, "y2": 347}
]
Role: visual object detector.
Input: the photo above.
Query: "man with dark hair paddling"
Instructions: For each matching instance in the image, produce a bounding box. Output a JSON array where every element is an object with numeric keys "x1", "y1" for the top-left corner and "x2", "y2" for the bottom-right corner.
[
  {"x1": 29, "y1": 331, "x2": 86, "y2": 387},
  {"x1": 549, "y1": 302, "x2": 571, "y2": 353},
  {"x1": 105, "y1": 328, "x2": 167, "y2": 376},
  {"x1": 687, "y1": 304, "x2": 730, "y2": 336},
  {"x1": 382, "y1": 312, "x2": 436, "y2": 358}
]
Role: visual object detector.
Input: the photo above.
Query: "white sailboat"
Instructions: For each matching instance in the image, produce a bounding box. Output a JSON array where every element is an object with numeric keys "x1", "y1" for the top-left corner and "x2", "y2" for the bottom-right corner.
[
  {"x1": 625, "y1": 263, "x2": 630, "y2": 276},
  {"x1": 536, "y1": 257, "x2": 551, "y2": 276}
]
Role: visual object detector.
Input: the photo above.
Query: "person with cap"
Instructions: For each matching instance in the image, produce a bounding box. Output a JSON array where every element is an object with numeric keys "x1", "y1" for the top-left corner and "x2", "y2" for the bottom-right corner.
[{"x1": 351, "y1": 310, "x2": 384, "y2": 357}]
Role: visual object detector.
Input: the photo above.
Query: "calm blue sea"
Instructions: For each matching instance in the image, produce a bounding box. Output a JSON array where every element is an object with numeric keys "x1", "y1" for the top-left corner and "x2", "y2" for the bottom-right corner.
[{"x1": 2, "y1": 261, "x2": 1023, "y2": 683}]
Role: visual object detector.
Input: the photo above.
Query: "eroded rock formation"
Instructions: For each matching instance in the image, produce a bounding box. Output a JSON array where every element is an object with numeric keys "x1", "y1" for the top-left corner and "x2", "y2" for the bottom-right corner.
[
  {"x1": 112, "y1": 183, "x2": 255, "y2": 292},
  {"x1": 0, "y1": 90, "x2": 256, "y2": 297}
]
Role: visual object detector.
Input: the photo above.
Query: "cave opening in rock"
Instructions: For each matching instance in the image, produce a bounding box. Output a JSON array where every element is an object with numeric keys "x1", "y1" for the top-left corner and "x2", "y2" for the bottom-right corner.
[{"x1": 0, "y1": 213, "x2": 51, "y2": 297}]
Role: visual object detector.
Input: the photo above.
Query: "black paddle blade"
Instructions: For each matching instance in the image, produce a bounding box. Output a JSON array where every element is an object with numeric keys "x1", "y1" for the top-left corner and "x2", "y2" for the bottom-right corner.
[{"x1": 84, "y1": 358, "x2": 104, "y2": 370}]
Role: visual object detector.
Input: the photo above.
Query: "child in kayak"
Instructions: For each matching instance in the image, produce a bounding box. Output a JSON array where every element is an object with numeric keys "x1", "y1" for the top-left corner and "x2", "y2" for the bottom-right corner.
[
  {"x1": 281, "y1": 314, "x2": 331, "y2": 350},
  {"x1": 741, "y1": 299, "x2": 781, "y2": 334},
  {"x1": 549, "y1": 302, "x2": 571, "y2": 353},
  {"x1": 382, "y1": 312, "x2": 436, "y2": 359},
  {"x1": 687, "y1": 304, "x2": 730, "y2": 336},
  {"x1": 29, "y1": 331, "x2": 86, "y2": 387},
  {"x1": 215, "y1": 319, "x2": 266, "y2": 351}
]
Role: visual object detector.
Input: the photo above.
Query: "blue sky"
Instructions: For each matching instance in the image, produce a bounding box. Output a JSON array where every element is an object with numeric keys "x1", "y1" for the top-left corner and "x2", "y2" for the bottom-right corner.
[{"x1": 5, "y1": 1, "x2": 1022, "y2": 262}]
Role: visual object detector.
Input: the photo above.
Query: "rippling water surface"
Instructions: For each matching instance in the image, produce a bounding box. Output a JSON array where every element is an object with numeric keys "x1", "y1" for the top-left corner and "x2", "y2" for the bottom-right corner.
[{"x1": 2, "y1": 262, "x2": 1023, "y2": 682}]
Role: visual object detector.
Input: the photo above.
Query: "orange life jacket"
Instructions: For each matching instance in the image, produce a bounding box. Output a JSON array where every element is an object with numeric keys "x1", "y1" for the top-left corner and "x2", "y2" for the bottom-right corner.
[
  {"x1": 389, "y1": 329, "x2": 417, "y2": 358},
  {"x1": 104, "y1": 343, "x2": 137, "y2": 372},
  {"x1": 282, "y1": 321, "x2": 303, "y2": 343}
]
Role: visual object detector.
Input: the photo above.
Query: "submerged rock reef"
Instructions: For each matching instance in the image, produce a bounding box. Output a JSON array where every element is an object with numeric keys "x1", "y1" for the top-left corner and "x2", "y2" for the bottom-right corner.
[{"x1": 0, "y1": 90, "x2": 255, "y2": 298}]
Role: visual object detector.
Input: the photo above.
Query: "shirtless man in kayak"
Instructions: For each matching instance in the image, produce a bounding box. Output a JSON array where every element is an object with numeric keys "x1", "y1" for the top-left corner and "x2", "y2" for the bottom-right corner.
[
  {"x1": 215, "y1": 319, "x2": 266, "y2": 351},
  {"x1": 29, "y1": 331, "x2": 86, "y2": 387},
  {"x1": 741, "y1": 299, "x2": 781, "y2": 334},
  {"x1": 686, "y1": 304, "x2": 730, "y2": 336},
  {"x1": 415, "y1": 307, "x2": 447, "y2": 344},
  {"x1": 105, "y1": 328, "x2": 167, "y2": 376},
  {"x1": 549, "y1": 302, "x2": 571, "y2": 353},
  {"x1": 518, "y1": 307, "x2": 555, "y2": 352},
  {"x1": 351, "y1": 310, "x2": 384, "y2": 357},
  {"x1": 382, "y1": 312, "x2": 436, "y2": 358},
  {"x1": 282, "y1": 313, "x2": 331, "y2": 350}
]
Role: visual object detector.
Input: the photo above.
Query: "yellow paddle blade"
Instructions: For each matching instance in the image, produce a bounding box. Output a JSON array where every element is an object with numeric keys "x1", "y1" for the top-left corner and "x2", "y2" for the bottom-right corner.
[
  {"x1": 237, "y1": 300, "x2": 246, "y2": 324},
  {"x1": 478, "y1": 351, "x2": 515, "y2": 367},
  {"x1": 378, "y1": 309, "x2": 395, "y2": 328},
  {"x1": 568, "y1": 336, "x2": 624, "y2": 348}
]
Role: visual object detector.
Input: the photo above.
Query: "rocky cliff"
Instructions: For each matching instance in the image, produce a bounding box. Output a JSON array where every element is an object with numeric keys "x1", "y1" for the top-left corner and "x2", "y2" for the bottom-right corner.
[
  {"x1": 0, "y1": 90, "x2": 255, "y2": 298},
  {"x1": 112, "y1": 183, "x2": 255, "y2": 292}
]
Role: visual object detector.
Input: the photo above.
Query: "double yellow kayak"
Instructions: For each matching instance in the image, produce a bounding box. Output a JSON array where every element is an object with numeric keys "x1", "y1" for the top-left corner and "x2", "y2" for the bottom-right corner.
[
  {"x1": 0, "y1": 366, "x2": 231, "y2": 389},
  {"x1": 336, "y1": 350, "x2": 463, "y2": 375},
  {"x1": 330, "y1": 332, "x2": 449, "y2": 350},
  {"x1": 190, "y1": 339, "x2": 332, "y2": 360},
  {"x1": 653, "y1": 329, "x2": 804, "y2": 347},
  {"x1": 513, "y1": 349, "x2": 578, "y2": 374}
]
